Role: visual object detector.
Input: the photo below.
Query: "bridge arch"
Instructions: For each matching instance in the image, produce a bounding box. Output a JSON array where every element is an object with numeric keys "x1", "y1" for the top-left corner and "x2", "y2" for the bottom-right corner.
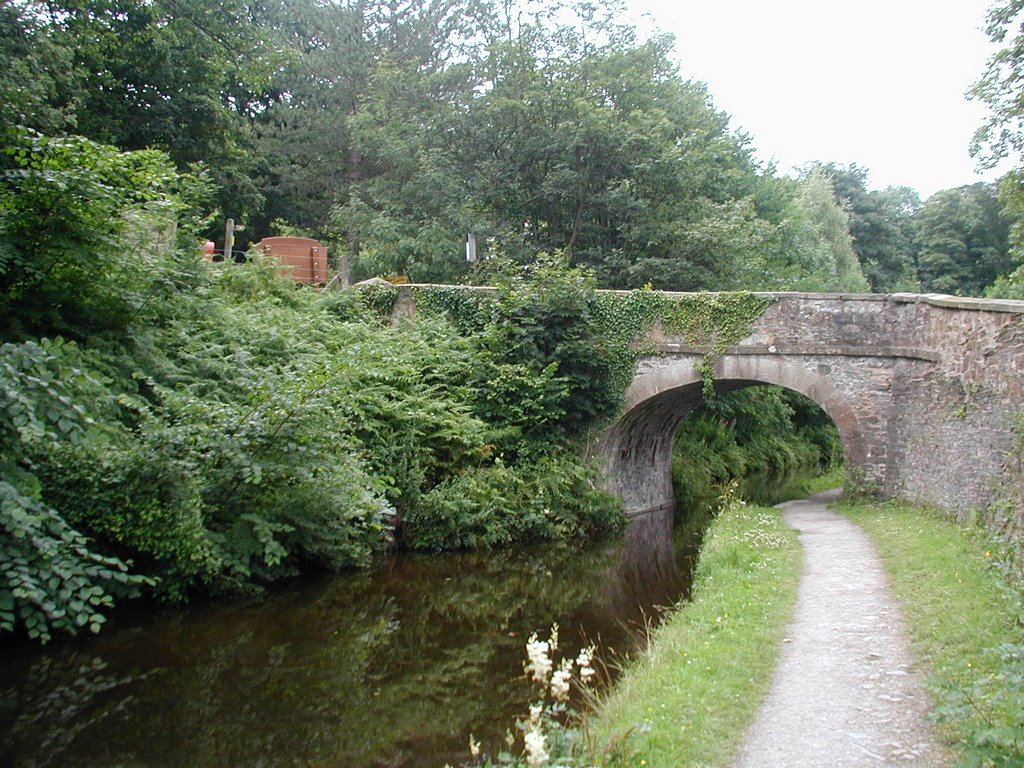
[{"x1": 595, "y1": 353, "x2": 874, "y2": 517}]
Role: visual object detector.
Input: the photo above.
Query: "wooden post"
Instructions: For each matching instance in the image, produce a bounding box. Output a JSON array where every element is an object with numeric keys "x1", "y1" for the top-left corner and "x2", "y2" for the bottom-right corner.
[
  {"x1": 224, "y1": 218, "x2": 235, "y2": 262},
  {"x1": 224, "y1": 219, "x2": 244, "y2": 261}
]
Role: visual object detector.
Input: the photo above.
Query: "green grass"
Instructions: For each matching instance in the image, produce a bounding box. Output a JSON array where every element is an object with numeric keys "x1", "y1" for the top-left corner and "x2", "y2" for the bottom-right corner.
[
  {"x1": 590, "y1": 500, "x2": 802, "y2": 767},
  {"x1": 839, "y1": 499, "x2": 1024, "y2": 766},
  {"x1": 589, "y1": 487, "x2": 1023, "y2": 768},
  {"x1": 587, "y1": 487, "x2": 1023, "y2": 767}
]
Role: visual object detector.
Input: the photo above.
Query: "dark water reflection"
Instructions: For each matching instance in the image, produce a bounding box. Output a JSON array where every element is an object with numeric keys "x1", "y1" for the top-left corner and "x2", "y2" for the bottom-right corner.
[{"x1": 0, "y1": 510, "x2": 701, "y2": 768}]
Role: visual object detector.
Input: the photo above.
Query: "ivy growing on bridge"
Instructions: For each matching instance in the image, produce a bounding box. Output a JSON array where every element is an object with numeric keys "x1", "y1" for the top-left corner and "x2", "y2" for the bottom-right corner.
[{"x1": 367, "y1": 273, "x2": 776, "y2": 419}]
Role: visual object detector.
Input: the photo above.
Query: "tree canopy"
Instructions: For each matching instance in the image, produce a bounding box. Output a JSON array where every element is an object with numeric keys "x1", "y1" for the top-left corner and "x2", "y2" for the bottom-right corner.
[
  {"x1": 3, "y1": 0, "x2": 1020, "y2": 294},
  {"x1": 5, "y1": 0, "x2": 1023, "y2": 296}
]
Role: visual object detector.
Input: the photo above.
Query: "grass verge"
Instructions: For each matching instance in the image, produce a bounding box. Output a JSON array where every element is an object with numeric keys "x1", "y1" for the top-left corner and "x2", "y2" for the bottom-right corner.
[
  {"x1": 838, "y1": 499, "x2": 1024, "y2": 767},
  {"x1": 590, "y1": 499, "x2": 802, "y2": 767}
]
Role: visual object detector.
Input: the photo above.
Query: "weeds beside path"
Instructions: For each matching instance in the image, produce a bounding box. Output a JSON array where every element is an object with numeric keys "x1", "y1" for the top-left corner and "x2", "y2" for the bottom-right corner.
[{"x1": 841, "y1": 500, "x2": 1024, "y2": 768}]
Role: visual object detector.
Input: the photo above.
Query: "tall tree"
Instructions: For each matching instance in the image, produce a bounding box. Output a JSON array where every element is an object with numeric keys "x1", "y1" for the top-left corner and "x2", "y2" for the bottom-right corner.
[
  {"x1": 332, "y1": 0, "x2": 778, "y2": 288},
  {"x1": 970, "y1": 0, "x2": 1024, "y2": 296},
  {"x1": 778, "y1": 169, "x2": 870, "y2": 293},
  {"x1": 971, "y1": 0, "x2": 1024, "y2": 177},
  {"x1": 2, "y1": 0, "x2": 285, "y2": 220},
  {"x1": 0, "y1": 0, "x2": 79, "y2": 134},
  {"x1": 913, "y1": 183, "x2": 1013, "y2": 296},
  {"x1": 254, "y1": 0, "x2": 484, "y2": 279},
  {"x1": 819, "y1": 163, "x2": 920, "y2": 292}
]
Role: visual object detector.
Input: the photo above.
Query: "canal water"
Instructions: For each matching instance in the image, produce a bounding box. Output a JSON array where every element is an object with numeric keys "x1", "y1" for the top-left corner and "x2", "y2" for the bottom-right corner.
[{"x1": 0, "y1": 505, "x2": 704, "y2": 768}]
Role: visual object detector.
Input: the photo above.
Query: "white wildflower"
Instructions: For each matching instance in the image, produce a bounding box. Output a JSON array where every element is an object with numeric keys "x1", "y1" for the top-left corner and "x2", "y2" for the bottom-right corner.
[
  {"x1": 468, "y1": 733, "x2": 481, "y2": 758},
  {"x1": 525, "y1": 633, "x2": 553, "y2": 684},
  {"x1": 529, "y1": 703, "x2": 543, "y2": 724},
  {"x1": 575, "y1": 645, "x2": 596, "y2": 684},
  {"x1": 524, "y1": 725, "x2": 549, "y2": 768},
  {"x1": 550, "y1": 657, "x2": 572, "y2": 701}
]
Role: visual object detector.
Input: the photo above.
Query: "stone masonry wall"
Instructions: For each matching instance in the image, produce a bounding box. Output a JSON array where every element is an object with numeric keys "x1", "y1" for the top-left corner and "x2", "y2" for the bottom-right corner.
[
  {"x1": 885, "y1": 296, "x2": 1024, "y2": 516},
  {"x1": 605, "y1": 292, "x2": 1024, "y2": 517}
]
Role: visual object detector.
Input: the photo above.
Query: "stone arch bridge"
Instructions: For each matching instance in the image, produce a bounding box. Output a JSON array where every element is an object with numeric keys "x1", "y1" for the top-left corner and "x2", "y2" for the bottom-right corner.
[
  {"x1": 598, "y1": 292, "x2": 1024, "y2": 517},
  {"x1": 388, "y1": 286, "x2": 1024, "y2": 518}
]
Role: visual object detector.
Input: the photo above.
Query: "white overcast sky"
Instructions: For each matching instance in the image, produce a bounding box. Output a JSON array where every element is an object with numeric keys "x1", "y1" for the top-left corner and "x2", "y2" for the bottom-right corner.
[{"x1": 625, "y1": 0, "x2": 1006, "y2": 199}]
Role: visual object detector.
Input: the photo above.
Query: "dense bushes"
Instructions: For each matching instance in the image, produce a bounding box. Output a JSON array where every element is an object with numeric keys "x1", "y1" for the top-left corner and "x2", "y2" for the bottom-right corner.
[
  {"x1": 0, "y1": 129, "x2": 196, "y2": 339},
  {"x1": 1, "y1": 338, "x2": 155, "y2": 641},
  {"x1": 1, "y1": 256, "x2": 627, "y2": 642},
  {"x1": 0, "y1": 135, "x2": 630, "y2": 642},
  {"x1": 1, "y1": 129, "x2": 846, "y2": 645},
  {"x1": 405, "y1": 456, "x2": 624, "y2": 550}
]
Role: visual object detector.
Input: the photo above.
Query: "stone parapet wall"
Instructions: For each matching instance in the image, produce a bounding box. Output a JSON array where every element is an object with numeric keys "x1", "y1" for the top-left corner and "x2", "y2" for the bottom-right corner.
[{"x1": 604, "y1": 292, "x2": 1024, "y2": 517}]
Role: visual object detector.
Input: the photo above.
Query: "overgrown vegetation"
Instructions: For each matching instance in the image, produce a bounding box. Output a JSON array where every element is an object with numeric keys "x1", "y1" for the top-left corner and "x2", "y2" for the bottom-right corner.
[
  {"x1": 0, "y1": 133, "x2": 631, "y2": 644},
  {"x1": 407, "y1": 266, "x2": 780, "y2": 440},
  {"x1": 840, "y1": 500, "x2": 1024, "y2": 768},
  {"x1": 672, "y1": 387, "x2": 843, "y2": 514}
]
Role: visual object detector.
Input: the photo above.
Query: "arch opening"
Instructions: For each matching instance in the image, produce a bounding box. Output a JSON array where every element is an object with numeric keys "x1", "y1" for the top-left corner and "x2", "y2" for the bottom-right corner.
[{"x1": 596, "y1": 355, "x2": 872, "y2": 517}]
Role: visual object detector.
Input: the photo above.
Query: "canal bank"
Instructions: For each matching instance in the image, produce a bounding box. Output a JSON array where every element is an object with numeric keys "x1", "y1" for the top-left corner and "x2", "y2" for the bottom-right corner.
[
  {"x1": 591, "y1": 493, "x2": 804, "y2": 766},
  {"x1": 0, "y1": 499, "x2": 704, "y2": 768},
  {"x1": 591, "y1": 492, "x2": 1024, "y2": 768}
]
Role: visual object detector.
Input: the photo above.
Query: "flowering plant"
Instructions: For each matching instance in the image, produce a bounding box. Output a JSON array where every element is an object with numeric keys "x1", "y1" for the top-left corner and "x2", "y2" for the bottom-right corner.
[{"x1": 453, "y1": 624, "x2": 619, "y2": 768}]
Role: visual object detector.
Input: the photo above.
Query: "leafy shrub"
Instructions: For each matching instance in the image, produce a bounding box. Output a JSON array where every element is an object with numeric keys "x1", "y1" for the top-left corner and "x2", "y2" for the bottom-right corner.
[
  {"x1": 673, "y1": 416, "x2": 748, "y2": 513},
  {"x1": 419, "y1": 256, "x2": 624, "y2": 452},
  {"x1": 157, "y1": 380, "x2": 395, "y2": 589},
  {"x1": 0, "y1": 481, "x2": 150, "y2": 643},
  {"x1": 484, "y1": 256, "x2": 622, "y2": 445},
  {"x1": 38, "y1": 436, "x2": 218, "y2": 600},
  {"x1": 933, "y1": 642, "x2": 1024, "y2": 767},
  {"x1": 403, "y1": 456, "x2": 624, "y2": 551},
  {"x1": 0, "y1": 129, "x2": 188, "y2": 339},
  {"x1": 0, "y1": 338, "x2": 151, "y2": 641}
]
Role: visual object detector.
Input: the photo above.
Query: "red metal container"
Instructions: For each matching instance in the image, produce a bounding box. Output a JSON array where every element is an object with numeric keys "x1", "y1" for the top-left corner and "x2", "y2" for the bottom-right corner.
[{"x1": 257, "y1": 236, "x2": 329, "y2": 284}]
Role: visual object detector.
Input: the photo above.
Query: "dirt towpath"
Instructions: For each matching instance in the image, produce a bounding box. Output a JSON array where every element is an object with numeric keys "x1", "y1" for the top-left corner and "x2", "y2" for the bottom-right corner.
[{"x1": 731, "y1": 490, "x2": 952, "y2": 767}]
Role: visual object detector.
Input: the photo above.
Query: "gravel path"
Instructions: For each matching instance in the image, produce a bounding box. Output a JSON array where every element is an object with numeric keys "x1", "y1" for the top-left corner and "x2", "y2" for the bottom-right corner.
[{"x1": 731, "y1": 490, "x2": 952, "y2": 768}]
